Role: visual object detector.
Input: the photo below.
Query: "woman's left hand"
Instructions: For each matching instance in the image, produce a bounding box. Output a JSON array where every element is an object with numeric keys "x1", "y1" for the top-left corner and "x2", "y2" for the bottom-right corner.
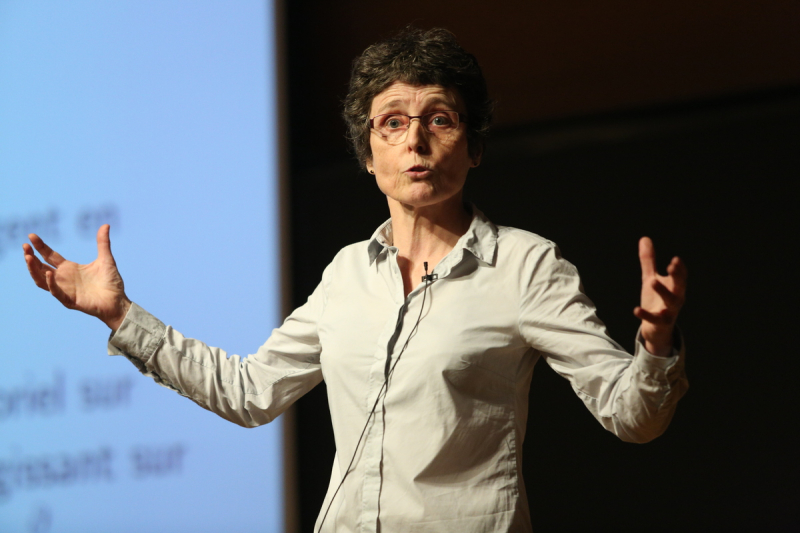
[{"x1": 633, "y1": 237, "x2": 687, "y2": 357}]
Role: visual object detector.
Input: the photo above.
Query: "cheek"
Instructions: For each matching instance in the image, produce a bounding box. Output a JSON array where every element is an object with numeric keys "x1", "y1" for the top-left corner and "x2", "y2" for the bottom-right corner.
[
  {"x1": 368, "y1": 138, "x2": 387, "y2": 170},
  {"x1": 374, "y1": 173, "x2": 399, "y2": 201},
  {"x1": 441, "y1": 139, "x2": 472, "y2": 173},
  {"x1": 370, "y1": 147, "x2": 398, "y2": 175}
]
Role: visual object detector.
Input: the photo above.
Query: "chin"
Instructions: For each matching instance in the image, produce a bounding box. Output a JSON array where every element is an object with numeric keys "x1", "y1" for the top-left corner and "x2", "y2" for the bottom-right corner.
[{"x1": 395, "y1": 190, "x2": 462, "y2": 210}]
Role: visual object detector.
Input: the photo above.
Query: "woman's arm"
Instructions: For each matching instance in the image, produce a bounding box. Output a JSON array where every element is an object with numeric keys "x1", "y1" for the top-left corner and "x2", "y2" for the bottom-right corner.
[
  {"x1": 107, "y1": 296, "x2": 324, "y2": 428},
  {"x1": 518, "y1": 240, "x2": 688, "y2": 443},
  {"x1": 24, "y1": 224, "x2": 325, "y2": 427}
]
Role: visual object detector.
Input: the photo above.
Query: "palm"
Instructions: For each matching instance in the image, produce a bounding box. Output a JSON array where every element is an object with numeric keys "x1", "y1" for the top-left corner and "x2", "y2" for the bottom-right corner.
[
  {"x1": 52, "y1": 257, "x2": 124, "y2": 315},
  {"x1": 634, "y1": 237, "x2": 687, "y2": 356},
  {"x1": 24, "y1": 225, "x2": 130, "y2": 329}
]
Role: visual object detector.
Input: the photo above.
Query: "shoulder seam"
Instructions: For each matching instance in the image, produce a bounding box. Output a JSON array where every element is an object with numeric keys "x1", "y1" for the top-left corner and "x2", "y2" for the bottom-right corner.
[{"x1": 496, "y1": 225, "x2": 557, "y2": 248}]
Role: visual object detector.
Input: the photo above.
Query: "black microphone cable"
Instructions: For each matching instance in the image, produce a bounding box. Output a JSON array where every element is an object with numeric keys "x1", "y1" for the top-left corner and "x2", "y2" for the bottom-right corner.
[{"x1": 316, "y1": 262, "x2": 436, "y2": 532}]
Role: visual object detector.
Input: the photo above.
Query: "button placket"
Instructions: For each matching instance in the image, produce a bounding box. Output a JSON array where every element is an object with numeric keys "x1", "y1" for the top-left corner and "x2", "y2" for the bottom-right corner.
[
  {"x1": 357, "y1": 247, "x2": 432, "y2": 532},
  {"x1": 355, "y1": 248, "x2": 400, "y2": 532}
]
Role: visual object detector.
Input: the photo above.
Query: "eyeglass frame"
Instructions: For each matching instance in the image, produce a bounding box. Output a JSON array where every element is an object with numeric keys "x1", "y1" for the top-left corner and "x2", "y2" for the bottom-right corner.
[{"x1": 367, "y1": 111, "x2": 467, "y2": 140}]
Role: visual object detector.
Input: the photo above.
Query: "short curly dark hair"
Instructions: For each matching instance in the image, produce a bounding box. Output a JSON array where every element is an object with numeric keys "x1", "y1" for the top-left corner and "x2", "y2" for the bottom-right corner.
[{"x1": 343, "y1": 27, "x2": 494, "y2": 169}]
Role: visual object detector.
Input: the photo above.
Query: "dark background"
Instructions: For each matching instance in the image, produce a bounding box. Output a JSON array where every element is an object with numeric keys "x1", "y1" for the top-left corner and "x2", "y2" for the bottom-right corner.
[{"x1": 283, "y1": 2, "x2": 800, "y2": 530}]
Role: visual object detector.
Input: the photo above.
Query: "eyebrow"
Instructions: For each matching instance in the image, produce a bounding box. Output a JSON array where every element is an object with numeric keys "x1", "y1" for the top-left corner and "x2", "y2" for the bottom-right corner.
[{"x1": 375, "y1": 96, "x2": 456, "y2": 115}]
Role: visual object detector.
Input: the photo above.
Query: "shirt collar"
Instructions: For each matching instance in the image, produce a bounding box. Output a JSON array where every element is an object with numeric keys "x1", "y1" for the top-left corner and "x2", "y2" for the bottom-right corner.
[{"x1": 367, "y1": 204, "x2": 498, "y2": 267}]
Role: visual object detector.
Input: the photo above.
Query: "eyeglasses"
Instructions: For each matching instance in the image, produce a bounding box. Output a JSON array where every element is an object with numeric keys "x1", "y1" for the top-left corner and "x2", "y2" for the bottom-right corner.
[{"x1": 368, "y1": 111, "x2": 465, "y2": 144}]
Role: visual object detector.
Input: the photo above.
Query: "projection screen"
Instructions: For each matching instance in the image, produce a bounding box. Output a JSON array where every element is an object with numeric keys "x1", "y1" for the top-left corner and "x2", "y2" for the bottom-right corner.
[{"x1": 1, "y1": 1, "x2": 285, "y2": 531}]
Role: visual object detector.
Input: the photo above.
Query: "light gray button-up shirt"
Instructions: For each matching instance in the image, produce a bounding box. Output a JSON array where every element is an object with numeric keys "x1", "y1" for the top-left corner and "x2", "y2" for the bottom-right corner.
[{"x1": 108, "y1": 207, "x2": 688, "y2": 532}]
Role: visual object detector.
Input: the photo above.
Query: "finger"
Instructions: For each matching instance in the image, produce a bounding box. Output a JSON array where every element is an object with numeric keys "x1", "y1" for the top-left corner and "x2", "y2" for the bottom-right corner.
[
  {"x1": 651, "y1": 278, "x2": 684, "y2": 309},
  {"x1": 667, "y1": 256, "x2": 688, "y2": 295},
  {"x1": 28, "y1": 233, "x2": 66, "y2": 268},
  {"x1": 96, "y1": 224, "x2": 115, "y2": 263},
  {"x1": 633, "y1": 306, "x2": 672, "y2": 325},
  {"x1": 44, "y1": 270, "x2": 74, "y2": 309},
  {"x1": 638, "y1": 237, "x2": 656, "y2": 280},
  {"x1": 23, "y1": 246, "x2": 54, "y2": 291},
  {"x1": 22, "y1": 242, "x2": 38, "y2": 264}
]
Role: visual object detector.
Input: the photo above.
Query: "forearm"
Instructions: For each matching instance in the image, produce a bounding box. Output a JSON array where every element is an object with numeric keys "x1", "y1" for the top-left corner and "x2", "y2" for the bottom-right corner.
[
  {"x1": 592, "y1": 332, "x2": 688, "y2": 443},
  {"x1": 107, "y1": 302, "x2": 323, "y2": 427}
]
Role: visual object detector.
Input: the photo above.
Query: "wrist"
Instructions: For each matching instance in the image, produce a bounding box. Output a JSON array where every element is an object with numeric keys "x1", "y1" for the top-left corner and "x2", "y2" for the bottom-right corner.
[
  {"x1": 104, "y1": 298, "x2": 131, "y2": 332},
  {"x1": 644, "y1": 338, "x2": 672, "y2": 358},
  {"x1": 643, "y1": 326, "x2": 681, "y2": 358}
]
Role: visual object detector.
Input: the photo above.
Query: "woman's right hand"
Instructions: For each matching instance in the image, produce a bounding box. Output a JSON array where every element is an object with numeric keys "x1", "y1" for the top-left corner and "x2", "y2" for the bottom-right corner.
[{"x1": 23, "y1": 224, "x2": 131, "y2": 331}]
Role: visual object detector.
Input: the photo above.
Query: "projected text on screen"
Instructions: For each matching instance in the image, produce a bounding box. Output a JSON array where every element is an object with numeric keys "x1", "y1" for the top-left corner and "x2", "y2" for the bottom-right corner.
[{"x1": 0, "y1": 1, "x2": 283, "y2": 531}]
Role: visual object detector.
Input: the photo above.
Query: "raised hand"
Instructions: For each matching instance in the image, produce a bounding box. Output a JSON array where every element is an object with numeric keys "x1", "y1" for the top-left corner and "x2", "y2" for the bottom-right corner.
[
  {"x1": 23, "y1": 224, "x2": 131, "y2": 330},
  {"x1": 633, "y1": 237, "x2": 687, "y2": 357}
]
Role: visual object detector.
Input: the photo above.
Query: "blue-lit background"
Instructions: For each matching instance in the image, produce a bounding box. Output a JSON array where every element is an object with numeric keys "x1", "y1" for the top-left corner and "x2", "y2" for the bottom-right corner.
[{"x1": 0, "y1": 1, "x2": 283, "y2": 531}]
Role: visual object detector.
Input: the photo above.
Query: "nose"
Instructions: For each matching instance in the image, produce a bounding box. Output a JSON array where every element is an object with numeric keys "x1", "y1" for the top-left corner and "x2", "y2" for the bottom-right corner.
[{"x1": 404, "y1": 117, "x2": 430, "y2": 154}]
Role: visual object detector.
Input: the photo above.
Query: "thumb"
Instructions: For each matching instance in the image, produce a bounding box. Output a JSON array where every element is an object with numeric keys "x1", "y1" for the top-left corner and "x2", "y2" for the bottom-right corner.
[{"x1": 96, "y1": 224, "x2": 115, "y2": 263}]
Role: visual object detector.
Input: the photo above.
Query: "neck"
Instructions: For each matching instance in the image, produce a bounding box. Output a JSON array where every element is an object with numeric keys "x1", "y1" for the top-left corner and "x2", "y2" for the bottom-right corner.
[{"x1": 387, "y1": 192, "x2": 471, "y2": 265}]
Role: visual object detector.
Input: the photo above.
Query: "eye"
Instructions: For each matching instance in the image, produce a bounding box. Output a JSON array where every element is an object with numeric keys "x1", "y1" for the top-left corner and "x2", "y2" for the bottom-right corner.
[
  {"x1": 384, "y1": 116, "x2": 405, "y2": 129},
  {"x1": 428, "y1": 113, "x2": 454, "y2": 128}
]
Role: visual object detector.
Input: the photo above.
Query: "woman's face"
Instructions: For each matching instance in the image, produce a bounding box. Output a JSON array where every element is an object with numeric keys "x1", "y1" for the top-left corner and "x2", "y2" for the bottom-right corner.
[{"x1": 366, "y1": 82, "x2": 479, "y2": 210}]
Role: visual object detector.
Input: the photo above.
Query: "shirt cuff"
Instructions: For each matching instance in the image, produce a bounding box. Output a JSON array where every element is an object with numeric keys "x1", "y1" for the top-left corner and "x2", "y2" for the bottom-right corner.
[
  {"x1": 633, "y1": 327, "x2": 686, "y2": 383},
  {"x1": 107, "y1": 302, "x2": 166, "y2": 365}
]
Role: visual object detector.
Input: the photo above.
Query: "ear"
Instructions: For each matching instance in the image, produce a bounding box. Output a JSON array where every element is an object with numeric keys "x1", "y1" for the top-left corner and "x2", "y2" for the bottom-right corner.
[
  {"x1": 366, "y1": 158, "x2": 375, "y2": 175},
  {"x1": 470, "y1": 147, "x2": 483, "y2": 168}
]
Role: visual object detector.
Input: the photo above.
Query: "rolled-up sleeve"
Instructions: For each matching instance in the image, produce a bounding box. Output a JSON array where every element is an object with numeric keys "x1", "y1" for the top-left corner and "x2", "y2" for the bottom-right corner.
[
  {"x1": 518, "y1": 243, "x2": 688, "y2": 443},
  {"x1": 107, "y1": 268, "x2": 330, "y2": 428}
]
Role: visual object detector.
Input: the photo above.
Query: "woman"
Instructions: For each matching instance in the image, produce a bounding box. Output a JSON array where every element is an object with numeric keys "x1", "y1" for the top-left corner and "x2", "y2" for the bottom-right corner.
[{"x1": 24, "y1": 28, "x2": 687, "y2": 533}]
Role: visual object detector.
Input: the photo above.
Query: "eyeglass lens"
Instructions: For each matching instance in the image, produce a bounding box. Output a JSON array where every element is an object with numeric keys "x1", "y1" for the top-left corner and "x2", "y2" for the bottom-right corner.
[{"x1": 370, "y1": 111, "x2": 460, "y2": 143}]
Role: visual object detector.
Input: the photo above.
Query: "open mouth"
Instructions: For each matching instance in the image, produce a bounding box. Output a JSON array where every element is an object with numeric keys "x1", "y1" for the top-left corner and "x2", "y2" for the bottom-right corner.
[{"x1": 406, "y1": 165, "x2": 430, "y2": 174}]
